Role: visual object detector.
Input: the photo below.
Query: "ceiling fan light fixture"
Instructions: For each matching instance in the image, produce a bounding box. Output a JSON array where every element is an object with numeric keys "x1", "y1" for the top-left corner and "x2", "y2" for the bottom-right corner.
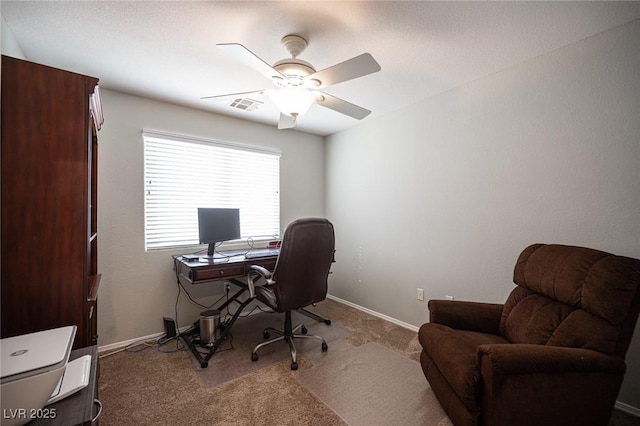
[{"x1": 267, "y1": 87, "x2": 317, "y2": 117}]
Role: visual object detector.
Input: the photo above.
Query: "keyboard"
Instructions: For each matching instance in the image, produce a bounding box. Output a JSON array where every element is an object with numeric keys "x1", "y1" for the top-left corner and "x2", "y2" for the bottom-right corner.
[{"x1": 245, "y1": 248, "x2": 280, "y2": 259}]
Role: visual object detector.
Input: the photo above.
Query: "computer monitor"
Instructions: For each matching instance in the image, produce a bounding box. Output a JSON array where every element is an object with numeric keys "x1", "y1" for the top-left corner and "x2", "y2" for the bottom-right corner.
[{"x1": 197, "y1": 208, "x2": 241, "y2": 256}]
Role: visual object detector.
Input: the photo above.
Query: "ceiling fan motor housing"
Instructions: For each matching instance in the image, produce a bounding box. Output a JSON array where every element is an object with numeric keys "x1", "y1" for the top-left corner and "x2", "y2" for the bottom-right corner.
[
  {"x1": 273, "y1": 35, "x2": 317, "y2": 86},
  {"x1": 273, "y1": 58, "x2": 316, "y2": 86}
]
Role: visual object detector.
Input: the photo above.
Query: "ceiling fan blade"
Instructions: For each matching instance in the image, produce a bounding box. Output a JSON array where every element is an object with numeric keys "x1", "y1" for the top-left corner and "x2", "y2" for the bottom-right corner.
[
  {"x1": 217, "y1": 43, "x2": 286, "y2": 83},
  {"x1": 316, "y1": 92, "x2": 371, "y2": 120},
  {"x1": 304, "y1": 53, "x2": 381, "y2": 89},
  {"x1": 277, "y1": 113, "x2": 296, "y2": 130},
  {"x1": 200, "y1": 90, "x2": 265, "y2": 101}
]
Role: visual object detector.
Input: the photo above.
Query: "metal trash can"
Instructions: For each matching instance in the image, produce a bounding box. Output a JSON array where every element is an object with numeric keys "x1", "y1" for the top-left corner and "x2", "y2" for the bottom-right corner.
[{"x1": 199, "y1": 309, "x2": 220, "y2": 345}]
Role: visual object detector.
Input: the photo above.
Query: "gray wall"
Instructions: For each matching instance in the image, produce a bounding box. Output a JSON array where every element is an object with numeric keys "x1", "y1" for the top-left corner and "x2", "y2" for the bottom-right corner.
[
  {"x1": 97, "y1": 89, "x2": 325, "y2": 347},
  {"x1": 325, "y1": 20, "x2": 640, "y2": 409},
  {"x1": 1, "y1": 13, "x2": 25, "y2": 59}
]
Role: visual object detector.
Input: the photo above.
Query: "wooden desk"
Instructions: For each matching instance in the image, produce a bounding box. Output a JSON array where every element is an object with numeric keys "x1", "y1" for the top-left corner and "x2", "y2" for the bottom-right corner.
[
  {"x1": 174, "y1": 250, "x2": 331, "y2": 367},
  {"x1": 174, "y1": 251, "x2": 279, "y2": 368},
  {"x1": 175, "y1": 251, "x2": 278, "y2": 285}
]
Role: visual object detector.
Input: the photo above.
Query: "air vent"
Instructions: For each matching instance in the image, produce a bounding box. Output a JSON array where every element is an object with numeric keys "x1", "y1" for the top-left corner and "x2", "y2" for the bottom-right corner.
[{"x1": 228, "y1": 98, "x2": 263, "y2": 111}]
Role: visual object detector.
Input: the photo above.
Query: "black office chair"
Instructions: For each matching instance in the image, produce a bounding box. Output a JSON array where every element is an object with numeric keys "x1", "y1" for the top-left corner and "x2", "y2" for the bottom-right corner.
[{"x1": 246, "y1": 218, "x2": 335, "y2": 370}]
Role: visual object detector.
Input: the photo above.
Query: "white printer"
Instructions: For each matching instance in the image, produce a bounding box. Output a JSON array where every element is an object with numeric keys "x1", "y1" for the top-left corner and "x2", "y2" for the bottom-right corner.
[{"x1": 1, "y1": 326, "x2": 78, "y2": 426}]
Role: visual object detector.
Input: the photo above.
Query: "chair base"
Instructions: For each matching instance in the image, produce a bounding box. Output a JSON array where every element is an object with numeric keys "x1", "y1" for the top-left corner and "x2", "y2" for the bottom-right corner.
[
  {"x1": 251, "y1": 311, "x2": 328, "y2": 370},
  {"x1": 297, "y1": 306, "x2": 332, "y2": 325}
]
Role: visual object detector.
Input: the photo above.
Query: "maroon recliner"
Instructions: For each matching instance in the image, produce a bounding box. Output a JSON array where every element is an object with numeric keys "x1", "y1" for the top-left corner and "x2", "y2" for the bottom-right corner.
[{"x1": 418, "y1": 243, "x2": 640, "y2": 426}]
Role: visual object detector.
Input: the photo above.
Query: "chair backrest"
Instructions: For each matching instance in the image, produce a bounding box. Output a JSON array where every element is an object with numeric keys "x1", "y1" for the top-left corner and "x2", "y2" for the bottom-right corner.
[
  {"x1": 271, "y1": 218, "x2": 335, "y2": 312},
  {"x1": 499, "y1": 243, "x2": 640, "y2": 358}
]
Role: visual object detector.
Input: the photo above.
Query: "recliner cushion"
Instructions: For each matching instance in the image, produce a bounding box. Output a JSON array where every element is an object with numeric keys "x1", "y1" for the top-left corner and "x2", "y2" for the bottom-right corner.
[
  {"x1": 500, "y1": 244, "x2": 640, "y2": 354},
  {"x1": 418, "y1": 323, "x2": 508, "y2": 414}
]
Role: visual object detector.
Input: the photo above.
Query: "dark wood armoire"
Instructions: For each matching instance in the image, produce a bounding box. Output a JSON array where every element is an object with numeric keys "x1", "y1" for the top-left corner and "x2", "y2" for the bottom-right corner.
[{"x1": 1, "y1": 55, "x2": 104, "y2": 349}]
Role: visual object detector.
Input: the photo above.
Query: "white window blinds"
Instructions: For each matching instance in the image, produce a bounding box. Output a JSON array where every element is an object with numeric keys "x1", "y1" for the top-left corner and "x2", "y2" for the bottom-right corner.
[{"x1": 143, "y1": 131, "x2": 281, "y2": 251}]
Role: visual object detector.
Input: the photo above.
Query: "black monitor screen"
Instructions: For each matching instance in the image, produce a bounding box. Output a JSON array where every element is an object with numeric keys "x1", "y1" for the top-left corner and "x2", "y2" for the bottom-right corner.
[{"x1": 197, "y1": 208, "x2": 241, "y2": 255}]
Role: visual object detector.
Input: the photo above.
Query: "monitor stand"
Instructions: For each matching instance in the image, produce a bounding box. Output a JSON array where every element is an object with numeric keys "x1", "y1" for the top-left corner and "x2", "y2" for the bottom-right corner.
[{"x1": 203, "y1": 242, "x2": 217, "y2": 258}]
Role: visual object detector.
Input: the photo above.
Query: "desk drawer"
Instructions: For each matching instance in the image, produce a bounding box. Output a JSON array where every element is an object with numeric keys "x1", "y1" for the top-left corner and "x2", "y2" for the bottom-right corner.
[
  {"x1": 192, "y1": 265, "x2": 245, "y2": 281},
  {"x1": 176, "y1": 254, "x2": 279, "y2": 285}
]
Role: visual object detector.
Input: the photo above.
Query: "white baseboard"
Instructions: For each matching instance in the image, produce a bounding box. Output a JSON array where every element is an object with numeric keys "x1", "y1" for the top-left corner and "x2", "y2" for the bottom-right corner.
[
  {"x1": 326, "y1": 294, "x2": 419, "y2": 332},
  {"x1": 98, "y1": 307, "x2": 271, "y2": 354},
  {"x1": 98, "y1": 326, "x2": 191, "y2": 354},
  {"x1": 98, "y1": 332, "x2": 165, "y2": 354},
  {"x1": 615, "y1": 401, "x2": 640, "y2": 417}
]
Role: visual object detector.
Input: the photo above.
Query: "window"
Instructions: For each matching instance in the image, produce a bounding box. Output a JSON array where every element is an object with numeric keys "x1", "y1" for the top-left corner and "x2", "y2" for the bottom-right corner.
[{"x1": 143, "y1": 130, "x2": 281, "y2": 251}]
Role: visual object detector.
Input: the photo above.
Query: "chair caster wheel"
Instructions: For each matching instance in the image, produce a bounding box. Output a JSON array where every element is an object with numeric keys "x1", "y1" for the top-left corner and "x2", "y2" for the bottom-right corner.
[
  {"x1": 291, "y1": 362, "x2": 298, "y2": 370},
  {"x1": 324, "y1": 319, "x2": 332, "y2": 325},
  {"x1": 321, "y1": 342, "x2": 328, "y2": 352},
  {"x1": 301, "y1": 325, "x2": 308, "y2": 334},
  {"x1": 263, "y1": 330, "x2": 270, "y2": 339},
  {"x1": 251, "y1": 352, "x2": 259, "y2": 362}
]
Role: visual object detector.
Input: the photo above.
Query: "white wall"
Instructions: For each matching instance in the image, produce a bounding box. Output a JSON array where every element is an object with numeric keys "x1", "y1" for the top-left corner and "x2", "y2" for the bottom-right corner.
[
  {"x1": 1, "y1": 12, "x2": 25, "y2": 59},
  {"x1": 97, "y1": 89, "x2": 325, "y2": 347},
  {"x1": 326, "y1": 20, "x2": 640, "y2": 408}
]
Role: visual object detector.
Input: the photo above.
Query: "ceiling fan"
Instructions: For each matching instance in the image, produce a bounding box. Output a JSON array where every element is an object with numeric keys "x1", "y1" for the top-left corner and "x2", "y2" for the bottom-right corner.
[{"x1": 203, "y1": 35, "x2": 381, "y2": 130}]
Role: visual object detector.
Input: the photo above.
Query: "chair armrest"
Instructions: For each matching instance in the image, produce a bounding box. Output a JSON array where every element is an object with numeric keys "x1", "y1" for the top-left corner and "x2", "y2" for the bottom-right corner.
[
  {"x1": 478, "y1": 343, "x2": 626, "y2": 376},
  {"x1": 246, "y1": 265, "x2": 274, "y2": 298},
  {"x1": 428, "y1": 300, "x2": 503, "y2": 334}
]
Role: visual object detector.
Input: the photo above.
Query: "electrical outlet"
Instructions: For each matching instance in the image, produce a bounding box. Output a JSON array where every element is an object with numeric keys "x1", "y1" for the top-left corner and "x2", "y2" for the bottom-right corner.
[
  {"x1": 417, "y1": 288, "x2": 424, "y2": 301},
  {"x1": 445, "y1": 295, "x2": 455, "y2": 301}
]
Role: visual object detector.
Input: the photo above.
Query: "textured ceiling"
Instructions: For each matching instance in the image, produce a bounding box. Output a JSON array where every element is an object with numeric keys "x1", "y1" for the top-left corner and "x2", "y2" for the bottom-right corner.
[{"x1": 3, "y1": 1, "x2": 640, "y2": 136}]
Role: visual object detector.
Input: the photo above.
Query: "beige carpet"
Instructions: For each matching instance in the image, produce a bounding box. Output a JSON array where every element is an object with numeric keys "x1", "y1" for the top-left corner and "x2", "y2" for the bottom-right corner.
[
  {"x1": 96, "y1": 299, "x2": 445, "y2": 425},
  {"x1": 189, "y1": 310, "x2": 351, "y2": 387},
  {"x1": 297, "y1": 340, "x2": 452, "y2": 426}
]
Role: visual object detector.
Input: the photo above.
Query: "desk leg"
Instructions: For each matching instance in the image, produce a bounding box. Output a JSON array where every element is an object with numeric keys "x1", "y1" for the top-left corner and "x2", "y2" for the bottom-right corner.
[
  {"x1": 181, "y1": 295, "x2": 255, "y2": 368},
  {"x1": 216, "y1": 287, "x2": 245, "y2": 312}
]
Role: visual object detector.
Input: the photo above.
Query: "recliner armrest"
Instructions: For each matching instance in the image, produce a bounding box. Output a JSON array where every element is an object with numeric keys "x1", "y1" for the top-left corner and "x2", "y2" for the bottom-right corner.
[
  {"x1": 428, "y1": 300, "x2": 503, "y2": 334},
  {"x1": 477, "y1": 343, "x2": 626, "y2": 376},
  {"x1": 477, "y1": 344, "x2": 626, "y2": 426}
]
